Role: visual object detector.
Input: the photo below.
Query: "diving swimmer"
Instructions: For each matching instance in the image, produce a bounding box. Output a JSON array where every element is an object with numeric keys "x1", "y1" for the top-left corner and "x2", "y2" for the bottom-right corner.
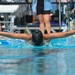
[{"x1": 0, "y1": 30, "x2": 75, "y2": 46}]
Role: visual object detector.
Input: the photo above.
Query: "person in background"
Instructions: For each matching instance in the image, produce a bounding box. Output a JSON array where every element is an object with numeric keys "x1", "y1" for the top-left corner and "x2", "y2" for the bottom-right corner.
[
  {"x1": 32, "y1": 0, "x2": 52, "y2": 34},
  {"x1": 69, "y1": 8, "x2": 75, "y2": 30},
  {"x1": 0, "y1": 21, "x2": 2, "y2": 31}
]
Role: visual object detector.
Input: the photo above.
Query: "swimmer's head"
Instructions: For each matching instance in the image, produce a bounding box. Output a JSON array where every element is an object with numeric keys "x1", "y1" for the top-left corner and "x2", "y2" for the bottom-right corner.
[{"x1": 32, "y1": 30, "x2": 43, "y2": 46}]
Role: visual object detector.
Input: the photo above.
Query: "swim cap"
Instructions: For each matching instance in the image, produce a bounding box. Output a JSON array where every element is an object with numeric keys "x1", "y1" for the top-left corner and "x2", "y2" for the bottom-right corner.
[{"x1": 32, "y1": 30, "x2": 43, "y2": 46}]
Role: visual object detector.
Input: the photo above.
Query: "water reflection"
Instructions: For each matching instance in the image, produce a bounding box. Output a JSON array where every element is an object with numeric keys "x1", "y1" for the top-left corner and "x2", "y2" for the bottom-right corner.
[{"x1": 0, "y1": 47, "x2": 75, "y2": 75}]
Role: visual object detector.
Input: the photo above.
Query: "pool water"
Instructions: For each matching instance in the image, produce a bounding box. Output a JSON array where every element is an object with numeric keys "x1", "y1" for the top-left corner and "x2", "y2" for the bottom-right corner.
[{"x1": 0, "y1": 36, "x2": 75, "y2": 75}]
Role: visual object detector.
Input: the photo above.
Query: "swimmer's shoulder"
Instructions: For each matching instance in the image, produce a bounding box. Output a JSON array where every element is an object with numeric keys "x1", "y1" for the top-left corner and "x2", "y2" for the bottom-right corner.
[
  {"x1": 43, "y1": 39, "x2": 50, "y2": 45},
  {"x1": 26, "y1": 39, "x2": 50, "y2": 46},
  {"x1": 26, "y1": 40, "x2": 32, "y2": 44}
]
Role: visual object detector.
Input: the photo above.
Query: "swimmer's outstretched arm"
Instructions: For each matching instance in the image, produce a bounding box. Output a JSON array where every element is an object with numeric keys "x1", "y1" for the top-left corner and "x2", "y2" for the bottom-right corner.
[
  {"x1": 44, "y1": 30, "x2": 75, "y2": 40},
  {"x1": 0, "y1": 31, "x2": 32, "y2": 40}
]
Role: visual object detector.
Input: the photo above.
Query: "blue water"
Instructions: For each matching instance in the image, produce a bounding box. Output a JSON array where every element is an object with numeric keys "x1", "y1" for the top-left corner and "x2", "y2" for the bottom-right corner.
[{"x1": 0, "y1": 36, "x2": 75, "y2": 75}]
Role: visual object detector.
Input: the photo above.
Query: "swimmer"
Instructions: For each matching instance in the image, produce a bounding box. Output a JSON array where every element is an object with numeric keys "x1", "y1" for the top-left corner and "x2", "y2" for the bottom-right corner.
[
  {"x1": 0, "y1": 30, "x2": 75, "y2": 46},
  {"x1": 32, "y1": 0, "x2": 52, "y2": 34}
]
